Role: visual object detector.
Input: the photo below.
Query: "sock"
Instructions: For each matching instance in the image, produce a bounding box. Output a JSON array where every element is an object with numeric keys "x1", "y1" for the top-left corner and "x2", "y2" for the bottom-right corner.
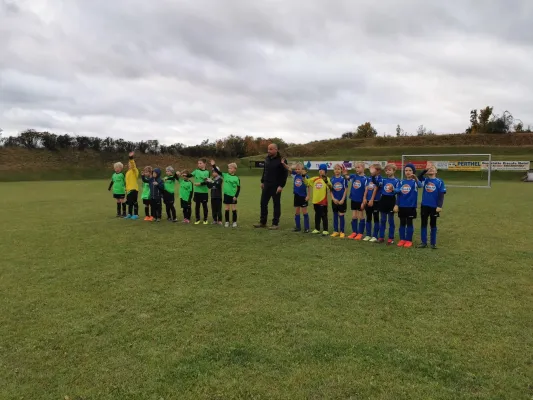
[
  {"x1": 295, "y1": 214, "x2": 301, "y2": 230},
  {"x1": 399, "y1": 225, "x2": 406, "y2": 241},
  {"x1": 373, "y1": 222, "x2": 379, "y2": 238},
  {"x1": 121, "y1": 203, "x2": 127, "y2": 215},
  {"x1": 358, "y1": 219, "x2": 366, "y2": 236},
  {"x1": 388, "y1": 214, "x2": 395, "y2": 240},
  {"x1": 166, "y1": 204, "x2": 171, "y2": 219},
  {"x1": 333, "y1": 212, "x2": 339, "y2": 232},
  {"x1": 430, "y1": 227, "x2": 437, "y2": 246},
  {"x1": 225, "y1": 210, "x2": 230, "y2": 222},
  {"x1": 128, "y1": 203, "x2": 133, "y2": 215},
  {"x1": 421, "y1": 226, "x2": 428, "y2": 244},
  {"x1": 171, "y1": 206, "x2": 176, "y2": 220},
  {"x1": 352, "y1": 219, "x2": 357, "y2": 234},
  {"x1": 366, "y1": 220, "x2": 371, "y2": 236},
  {"x1": 145, "y1": 206, "x2": 149, "y2": 217},
  {"x1": 116, "y1": 203, "x2": 121, "y2": 215},
  {"x1": 379, "y1": 212, "x2": 387, "y2": 239},
  {"x1": 303, "y1": 213, "x2": 310, "y2": 230},
  {"x1": 406, "y1": 225, "x2": 414, "y2": 242},
  {"x1": 340, "y1": 215, "x2": 345, "y2": 233},
  {"x1": 232, "y1": 210, "x2": 237, "y2": 223},
  {"x1": 133, "y1": 203, "x2": 138, "y2": 216}
]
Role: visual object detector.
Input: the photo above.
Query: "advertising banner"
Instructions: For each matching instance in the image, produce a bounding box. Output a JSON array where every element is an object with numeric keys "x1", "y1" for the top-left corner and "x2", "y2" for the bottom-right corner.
[
  {"x1": 303, "y1": 161, "x2": 354, "y2": 170},
  {"x1": 481, "y1": 161, "x2": 530, "y2": 171},
  {"x1": 447, "y1": 161, "x2": 482, "y2": 171}
]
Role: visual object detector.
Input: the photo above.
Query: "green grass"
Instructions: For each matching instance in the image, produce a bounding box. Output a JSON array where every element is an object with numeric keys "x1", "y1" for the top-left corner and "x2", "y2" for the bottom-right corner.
[{"x1": 1, "y1": 177, "x2": 532, "y2": 399}]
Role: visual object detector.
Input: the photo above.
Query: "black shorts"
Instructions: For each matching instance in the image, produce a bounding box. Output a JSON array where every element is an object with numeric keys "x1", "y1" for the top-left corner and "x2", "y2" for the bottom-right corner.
[
  {"x1": 142, "y1": 199, "x2": 151, "y2": 205},
  {"x1": 180, "y1": 199, "x2": 192, "y2": 209},
  {"x1": 163, "y1": 191, "x2": 175, "y2": 204},
  {"x1": 332, "y1": 201, "x2": 347, "y2": 213},
  {"x1": 113, "y1": 193, "x2": 125, "y2": 199},
  {"x1": 294, "y1": 194, "x2": 308, "y2": 208},
  {"x1": 126, "y1": 190, "x2": 138, "y2": 204},
  {"x1": 421, "y1": 205, "x2": 440, "y2": 219},
  {"x1": 398, "y1": 207, "x2": 417, "y2": 219},
  {"x1": 379, "y1": 195, "x2": 396, "y2": 213},
  {"x1": 223, "y1": 194, "x2": 237, "y2": 205},
  {"x1": 364, "y1": 201, "x2": 379, "y2": 214},
  {"x1": 351, "y1": 201, "x2": 363, "y2": 211},
  {"x1": 194, "y1": 192, "x2": 208, "y2": 203}
]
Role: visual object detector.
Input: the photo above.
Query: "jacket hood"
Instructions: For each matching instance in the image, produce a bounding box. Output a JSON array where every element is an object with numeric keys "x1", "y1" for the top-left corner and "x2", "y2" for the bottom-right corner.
[{"x1": 153, "y1": 168, "x2": 161, "y2": 178}]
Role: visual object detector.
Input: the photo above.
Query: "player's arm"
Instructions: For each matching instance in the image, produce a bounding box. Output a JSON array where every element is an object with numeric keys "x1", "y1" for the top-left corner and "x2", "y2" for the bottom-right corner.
[
  {"x1": 279, "y1": 160, "x2": 288, "y2": 188},
  {"x1": 108, "y1": 179, "x2": 113, "y2": 191},
  {"x1": 235, "y1": 178, "x2": 241, "y2": 198},
  {"x1": 341, "y1": 182, "x2": 348, "y2": 203}
]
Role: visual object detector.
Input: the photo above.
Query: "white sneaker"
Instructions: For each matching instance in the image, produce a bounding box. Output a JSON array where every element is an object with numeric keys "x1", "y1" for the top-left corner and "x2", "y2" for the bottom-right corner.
[
  {"x1": 363, "y1": 236, "x2": 372, "y2": 241},
  {"x1": 232, "y1": 222, "x2": 237, "y2": 228},
  {"x1": 369, "y1": 237, "x2": 378, "y2": 243},
  {"x1": 224, "y1": 222, "x2": 230, "y2": 228}
]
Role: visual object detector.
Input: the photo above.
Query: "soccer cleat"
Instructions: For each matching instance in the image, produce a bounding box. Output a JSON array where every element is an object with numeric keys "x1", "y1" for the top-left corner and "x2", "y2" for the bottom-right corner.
[
  {"x1": 155, "y1": 218, "x2": 161, "y2": 222},
  {"x1": 311, "y1": 229, "x2": 321, "y2": 234},
  {"x1": 369, "y1": 237, "x2": 378, "y2": 243},
  {"x1": 218, "y1": 221, "x2": 223, "y2": 225},
  {"x1": 417, "y1": 243, "x2": 428, "y2": 249},
  {"x1": 339, "y1": 233, "x2": 346, "y2": 239},
  {"x1": 363, "y1": 236, "x2": 371, "y2": 241},
  {"x1": 403, "y1": 241, "x2": 413, "y2": 248},
  {"x1": 124, "y1": 214, "x2": 132, "y2": 219},
  {"x1": 330, "y1": 232, "x2": 340, "y2": 238},
  {"x1": 203, "y1": 220, "x2": 208, "y2": 225},
  {"x1": 212, "y1": 221, "x2": 218, "y2": 225},
  {"x1": 167, "y1": 217, "x2": 172, "y2": 221},
  {"x1": 184, "y1": 219, "x2": 190, "y2": 224},
  {"x1": 378, "y1": 238, "x2": 385, "y2": 243},
  {"x1": 293, "y1": 227, "x2": 301, "y2": 232},
  {"x1": 322, "y1": 231, "x2": 329, "y2": 236},
  {"x1": 355, "y1": 234, "x2": 363, "y2": 241},
  {"x1": 143, "y1": 216, "x2": 150, "y2": 221},
  {"x1": 131, "y1": 215, "x2": 139, "y2": 220},
  {"x1": 347, "y1": 233, "x2": 357, "y2": 239},
  {"x1": 232, "y1": 222, "x2": 238, "y2": 228},
  {"x1": 397, "y1": 240, "x2": 406, "y2": 247},
  {"x1": 148, "y1": 216, "x2": 155, "y2": 221},
  {"x1": 303, "y1": 229, "x2": 310, "y2": 233},
  {"x1": 387, "y1": 239, "x2": 394, "y2": 245},
  {"x1": 224, "y1": 222, "x2": 230, "y2": 228},
  {"x1": 194, "y1": 220, "x2": 201, "y2": 225},
  {"x1": 172, "y1": 219, "x2": 178, "y2": 223},
  {"x1": 431, "y1": 245, "x2": 438, "y2": 250},
  {"x1": 122, "y1": 213, "x2": 127, "y2": 218}
]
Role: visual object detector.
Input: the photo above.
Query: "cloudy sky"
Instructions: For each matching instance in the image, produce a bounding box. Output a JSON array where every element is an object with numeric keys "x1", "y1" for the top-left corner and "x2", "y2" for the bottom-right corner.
[{"x1": 1, "y1": 0, "x2": 532, "y2": 145}]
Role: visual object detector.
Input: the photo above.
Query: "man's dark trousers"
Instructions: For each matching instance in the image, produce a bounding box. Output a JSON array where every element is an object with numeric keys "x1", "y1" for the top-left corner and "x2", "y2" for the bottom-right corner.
[{"x1": 260, "y1": 185, "x2": 281, "y2": 226}]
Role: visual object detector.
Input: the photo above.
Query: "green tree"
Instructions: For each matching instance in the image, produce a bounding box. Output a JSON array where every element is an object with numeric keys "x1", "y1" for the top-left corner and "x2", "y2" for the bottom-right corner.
[{"x1": 355, "y1": 122, "x2": 378, "y2": 138}]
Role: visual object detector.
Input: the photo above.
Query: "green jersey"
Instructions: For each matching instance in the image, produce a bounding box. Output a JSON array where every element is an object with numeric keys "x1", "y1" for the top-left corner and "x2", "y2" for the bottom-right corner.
[
  {"x1": 141, "y1": 182, "x2": 150, "y2": 200},
  {"x1": 191, "y1": 169, "x2": 210, "y2": 194},
  {"x1": 222, "y1": 173, "x2": 240, "y2": 197},
  {"x1": 111, "y1": 173, "x2": 126, "y2": 195},
  {"x1": 163, "y1": 175, "x2": 176, "y2": 194},
  {"x1": 179, "y1": 178, "x2": 193, "y2": 201}
]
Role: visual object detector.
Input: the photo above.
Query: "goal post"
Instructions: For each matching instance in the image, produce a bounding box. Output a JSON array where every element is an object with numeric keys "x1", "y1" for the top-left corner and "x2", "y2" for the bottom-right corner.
[{"x1": 401, "y1": 154, "x2": 492, "y2": 188}]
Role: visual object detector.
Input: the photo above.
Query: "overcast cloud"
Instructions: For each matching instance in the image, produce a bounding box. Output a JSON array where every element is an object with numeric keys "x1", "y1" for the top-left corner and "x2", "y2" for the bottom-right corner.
[{"x1": 1, "y1": 0, "x2": 532, "y2": 145}]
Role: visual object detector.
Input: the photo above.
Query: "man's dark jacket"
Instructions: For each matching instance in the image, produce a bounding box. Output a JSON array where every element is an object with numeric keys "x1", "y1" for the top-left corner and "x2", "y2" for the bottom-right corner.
[{"x1": 261, "y1": 153, "x2": 288, "y2": 188}]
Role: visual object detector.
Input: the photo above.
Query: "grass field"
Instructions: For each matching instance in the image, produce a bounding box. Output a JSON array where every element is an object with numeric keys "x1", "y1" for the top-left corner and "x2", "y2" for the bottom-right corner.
[{"x1": 1, "y1": 176, "x2": 532, "y2": 399}]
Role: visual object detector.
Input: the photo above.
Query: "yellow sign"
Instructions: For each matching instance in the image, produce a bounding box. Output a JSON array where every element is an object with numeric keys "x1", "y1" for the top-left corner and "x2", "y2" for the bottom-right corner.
[{"x1": 447, "y1": 161, "x2": 482, "y2": 171}]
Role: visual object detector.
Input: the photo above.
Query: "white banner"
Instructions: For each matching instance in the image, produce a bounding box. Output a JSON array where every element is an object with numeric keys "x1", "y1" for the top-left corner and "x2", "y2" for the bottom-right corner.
[
  {"x1": 302, "y1": 160, "x2": 530, "y2": 171},
  {"x1": 303, "y1": 161, "x2": 388, "y2": 170},
  {"x1": 481, "y1": 161, "x2": 530, "y2": 171}
]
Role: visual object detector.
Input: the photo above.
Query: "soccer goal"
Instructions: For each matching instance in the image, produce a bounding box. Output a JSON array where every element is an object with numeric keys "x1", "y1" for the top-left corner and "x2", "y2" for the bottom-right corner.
[{"x1": 401, "y1": 154, "x2": 492, "y2": 188}]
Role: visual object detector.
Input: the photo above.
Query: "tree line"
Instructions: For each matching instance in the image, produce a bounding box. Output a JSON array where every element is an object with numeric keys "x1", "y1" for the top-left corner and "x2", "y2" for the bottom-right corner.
[{"x1": 0, "y1": 130, "x2": 292, "y2": 158}]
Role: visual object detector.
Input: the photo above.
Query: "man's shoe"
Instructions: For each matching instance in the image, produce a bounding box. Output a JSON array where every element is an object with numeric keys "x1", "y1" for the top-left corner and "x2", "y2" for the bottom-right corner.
[{"x1": 268, "y1": 225, "x2": 280, "y2": 230}]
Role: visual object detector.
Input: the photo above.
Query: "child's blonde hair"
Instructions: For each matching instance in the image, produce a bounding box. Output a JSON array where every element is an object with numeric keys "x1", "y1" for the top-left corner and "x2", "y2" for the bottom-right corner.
[
  {"x1": 114, "y1": 162, "x2": 123, "y2": 169},
  {"x1": 181, "y1": 169, "x2": 190, "y2": 176},
  {"x1": 372, "y1": 163, "x2": 383, "y2": 171},
  {"x1": 143, "y1": 166, "x2": 153, "y2": 173},
  {"x1": 292, "y1": 162, "x2": 303, "y2": 170},
  {"x1": 166, "y1": 166, "x2": 175, "y2": 174},
  {"x1": 384, "y1": 163, "x2": 397, "y2": 171},
  {"x1": 355, "y1": 162, "x2": 365, "y2": 169},
  {"x1": 228, "y1": 163, "x2": 237, "y2": 170},
  {"x1": 334, "y1": 163, "x2": 344, "y2": 170}
]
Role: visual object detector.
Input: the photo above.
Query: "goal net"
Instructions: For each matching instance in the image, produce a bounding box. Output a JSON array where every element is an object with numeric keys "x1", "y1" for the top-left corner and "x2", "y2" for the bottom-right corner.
[{"x1": 400, "y1": 154, "x2": 492, "y2": 188}]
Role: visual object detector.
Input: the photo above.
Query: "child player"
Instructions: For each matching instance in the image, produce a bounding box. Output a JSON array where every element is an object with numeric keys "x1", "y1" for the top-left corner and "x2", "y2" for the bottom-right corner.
[
  {"x1": 205, "y1": 167, "x2": 223, "y2": 224},
  {"x1": 141, "y1": 166, "x2": 153, "y2": 221},
  {"x1": 305, "y1": 164, "x2": 332, "y2": 236},
  {"x1": 176, "y1": 170, "x2": 194, "y2": 223},
  {"x1": 330, "y1": 164, "x2": 348, "y2": 238},
  {"x1": 362, "y1": 163, "x2": 383, "y2": 242},
  {"x1": 163, "y1": 166, "x2": 178, "y2": 222},
  {"x1": 344, "y1": 162, "x2": 368, "y2": 240},
  {"x1": 282, "y1": 161, "x2": 310, "y2": 233},
  {"x1": 150, "y1": 168, "x2": 165, "y2": 222},
  {"x1": 393, "y1": 163, "x2": 422, "y2": 248},
  {"x1": 108, "y1": 162, "x2": 127, "y2": 217},
  {"x1": 417, "y1": 162, "x2": 446, "y2": 249},
  {"x1": 210, "y1": 160, "x2": 241, "y2": 228},
  {"x1": 191, "y1": 158, "x2": 210, "y2": 225},
  {"x1": 125, "y1": 152, "x2": 140, "y2": 220},
  {"x1": 376, "y1": 163, "x2": 400, "y2": 244}
]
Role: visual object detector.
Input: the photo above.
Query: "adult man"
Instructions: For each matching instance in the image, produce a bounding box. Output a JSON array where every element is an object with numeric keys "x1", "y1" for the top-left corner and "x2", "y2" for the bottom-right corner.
[{"x1": 253, "y1": 143, "x2": 288, "y2": 229}]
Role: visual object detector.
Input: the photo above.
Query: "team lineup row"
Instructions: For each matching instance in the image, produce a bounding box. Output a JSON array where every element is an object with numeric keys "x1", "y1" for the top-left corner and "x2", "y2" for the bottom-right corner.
[{"x1": 107, "y1": 153, "x2": 446, "y2": 248}]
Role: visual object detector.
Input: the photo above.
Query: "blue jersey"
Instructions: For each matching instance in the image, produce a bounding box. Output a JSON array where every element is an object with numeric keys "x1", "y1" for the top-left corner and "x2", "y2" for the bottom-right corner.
[
  {"x1": 348, "y1": 174, "x2": 368, "y2": 202},
  {"x1": 396, "y1": 179, "x2": 422, "y2": 208},
  {"x1": 366, "y1": 175, "x2": 382, "y2": 201},
  {"x1": 330, "y1": 176, "x2": 348, "y2": 201},
  {"x1": 379, "y1": 177, "x2": 400, "y2": 197},
  {"x1": 293, "y1": 174, "x2": 308, "y2": 197},
  {"x1": 421, "y1": 177, "x2": 446, "y2": 208}
]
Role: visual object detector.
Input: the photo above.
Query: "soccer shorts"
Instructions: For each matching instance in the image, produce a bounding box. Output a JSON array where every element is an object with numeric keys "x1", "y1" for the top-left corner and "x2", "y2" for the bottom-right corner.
[
  {"x1": 223, "y1": 194, "x2": 237, "y2": 205},
  {"x1": 126, "y1": 190, "x2": 138, "y2": 204},
  {"x1": 142, "y1": 199, "x2": 151, "y2": 205},
  {"x1": 163, "y1": 191, "x2": 175, "y2": 204},
  {"x1": 379, "y1": 195, "x2": 396, "y2": 213},
  {"x1": 421, "y1": 205, "x2": 440, "y2": 219},
  {"x1": 294, "y1": 194, "x2": 308, "y2": 208},
  {"x1": 332, "y1": 201, "x2": 347, "y2": 213},
  {"x1": 193, "y1": 192, "x2": 208, "y2": 203},
  {"x1": 398, "y1": 207, "x2": 417, "y2": 219},
  {"x1": 113, "y1": 193, "x2": 125, "y2": 199},
  {"x1": 351, "y1": 200, "x2": 363, "y2": 211}
]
